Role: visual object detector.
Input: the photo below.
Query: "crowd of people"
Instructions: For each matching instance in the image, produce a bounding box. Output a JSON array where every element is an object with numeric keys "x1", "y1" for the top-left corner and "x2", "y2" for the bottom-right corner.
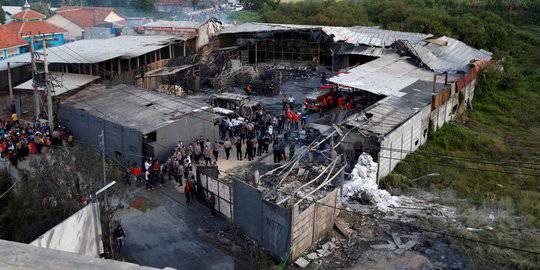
[{"x1": 0, "y1": 113, "x2": 73, "y2": 167}]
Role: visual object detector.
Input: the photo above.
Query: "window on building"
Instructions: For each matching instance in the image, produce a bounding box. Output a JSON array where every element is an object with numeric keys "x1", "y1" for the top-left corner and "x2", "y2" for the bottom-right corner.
[
  {"x1": 452, "y1": 104, "x2": 458, "y2": 114},
  {"x1": 423, "y1": 128, "x2": 428, "y2": 137},
  {"x1": 415, "y1": 139, "x2": 419, "y2": 146}
]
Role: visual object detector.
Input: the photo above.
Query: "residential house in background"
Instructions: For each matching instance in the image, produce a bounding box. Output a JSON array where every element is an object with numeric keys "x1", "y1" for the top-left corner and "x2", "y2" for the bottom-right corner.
[
  {"x1": 137, "y1": 18, "x2": 222, "y2": 49},
  {"x1": 0, "y1": 25, "x2": 27, "y2": 59},
  {"x1": 1, "y1": 6, "x2": 23, "y2": 23},
  {"x1": 46, "y1": 6, "x2": 126, "y2": 41},
  {"x1": 0, "y1": 2, "x2": 66, "y2": 59},
  {"x1": 5, "y1": 20, "x2": 66, "y2": 51}
]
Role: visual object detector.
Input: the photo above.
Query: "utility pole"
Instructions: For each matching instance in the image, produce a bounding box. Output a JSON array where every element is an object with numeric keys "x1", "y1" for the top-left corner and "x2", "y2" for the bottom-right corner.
[
  {"x1": 100, "y1": 130, "x2": 108, "y2": 210},
  {"x1": 99, "y1": 130, "x2": 108, "y2": 211},
  {"x1": 7, "y1": 62, "x2": 13, "y2": 111},
  {"x1": 29, "y1": 35, "x2": 41, "y2": 120},
  {"x1": 43, "y1": 39, "x2": 54, "y2": 128}
]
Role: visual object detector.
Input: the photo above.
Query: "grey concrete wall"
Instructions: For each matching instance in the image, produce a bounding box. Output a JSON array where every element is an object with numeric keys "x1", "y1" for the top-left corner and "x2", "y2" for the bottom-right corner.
[
  {"x1": 261, "y1": 200, "x2": 292, "y2": 260},
  {"x1": 233, "y1": 180, "x2": 263, "y2": 242},
  {"x1": 58, "y1": 104, "x2": 144, "y2": 165},
  {"x1": 154, "y1": 111, "x2": 218, "y2": 162},
  {"x1": 232, "y1": 180, "x2": 292, "y2": 260}
]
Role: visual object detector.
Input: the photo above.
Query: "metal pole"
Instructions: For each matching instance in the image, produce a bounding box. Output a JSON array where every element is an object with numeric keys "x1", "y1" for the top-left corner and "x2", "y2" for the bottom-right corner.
[
  {"x1": 43, "y1": 39, "x2": 54, "y2": 128},
  {"x1": 100, "y1": 130, "x2": 107, "y2": 210},
  {"x1": 7, "y1": 62, "x2": 13, "y2": 110}
]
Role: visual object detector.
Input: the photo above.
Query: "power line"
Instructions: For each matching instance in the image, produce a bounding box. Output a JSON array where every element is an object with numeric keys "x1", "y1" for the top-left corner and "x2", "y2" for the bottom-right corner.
[
  {"x1": 377, "y1": 155, "x2": 540, "y2": 177},
  {"x1": 379, "y1": 146, "x2": 540, "y2": 167},
  {"x1": 376, "y1": 147, "x2": 540, "y2": 171}
]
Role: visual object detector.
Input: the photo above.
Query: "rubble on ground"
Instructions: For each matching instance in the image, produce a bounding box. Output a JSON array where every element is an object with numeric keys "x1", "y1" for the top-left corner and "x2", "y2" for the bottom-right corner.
[{"x1": 343, "y1": 153, "x2": 399, "y2": 211}]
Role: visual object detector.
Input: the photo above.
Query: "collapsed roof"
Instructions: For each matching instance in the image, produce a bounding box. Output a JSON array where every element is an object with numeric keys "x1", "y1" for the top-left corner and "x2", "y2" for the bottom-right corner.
[{"x1": 221, "y1": 22, "x2": 492, "y2": 74}]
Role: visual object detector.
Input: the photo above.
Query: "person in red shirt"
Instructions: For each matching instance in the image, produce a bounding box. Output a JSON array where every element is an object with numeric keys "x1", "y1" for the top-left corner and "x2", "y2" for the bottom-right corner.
[
  {"x1": 323, "y1": 97, "x2": 328, "y2": 108},
  {"x1": 338, "y1": 97, "x2": 343, "y2": 109},
  {"x1": 328, "y1": 95, "x2": 333, "y2": 106},
  {"x1": 184, "y1": 180, "x2": 191, "y2": 204},
  {"x1": 246, "y1": 84, "x2": 252, "y2": 95},
  {"x1": 131, "y1": 162, "x2": 141, "y2": 184}
]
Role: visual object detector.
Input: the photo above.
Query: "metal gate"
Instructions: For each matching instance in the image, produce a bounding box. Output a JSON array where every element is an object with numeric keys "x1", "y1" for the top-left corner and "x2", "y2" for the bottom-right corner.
[{"x1": 196, "y1": 166, "x2": 233, "y2": 220}]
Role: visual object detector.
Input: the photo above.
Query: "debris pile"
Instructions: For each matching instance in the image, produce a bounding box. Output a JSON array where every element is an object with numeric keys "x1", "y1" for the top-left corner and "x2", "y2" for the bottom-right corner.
[
  {"x1": 261, "y1": 153, "x2": 341, "y2": 210},
  {"x1": 344, "y1": 153, "x2": 399, "y2": 210}
]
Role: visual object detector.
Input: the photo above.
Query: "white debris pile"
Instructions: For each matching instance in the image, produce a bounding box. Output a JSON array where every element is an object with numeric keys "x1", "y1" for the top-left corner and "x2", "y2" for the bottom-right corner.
[{"x1": 344, "y1": 153, "x2": 399, "y2": 210}]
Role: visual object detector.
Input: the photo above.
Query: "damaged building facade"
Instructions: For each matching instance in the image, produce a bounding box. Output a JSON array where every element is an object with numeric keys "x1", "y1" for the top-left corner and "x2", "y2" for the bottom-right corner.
[
  {"x1": 219, "y1": 23, "x2": 492, "y2": 182},
  {"x1": 215, "y1": 23, "x2": 492, "y2": 259},
  {"x1": 232, "y1": 146, "x2": 345, "y2": 260}
]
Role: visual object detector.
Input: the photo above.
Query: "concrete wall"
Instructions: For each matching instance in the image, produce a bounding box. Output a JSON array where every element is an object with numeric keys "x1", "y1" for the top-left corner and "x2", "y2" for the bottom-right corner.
[
  {"x1": 30, "y1": 203, "x2": 103, "y2": 257},
  {"x1": 377, "y1": 79, "x2": 478, "y2": 181},
  {"x1": 232, "y1": 180, "x2": 292, "y2": 260},
  {"x1": 152, "y1": 111, "x2": 218, "y2": 162},
  {"x1": 290, "y1": 189, "x2": 338, "y2": 258},
  {"x1": 58, "y1": 104, "x2": 144, "y2": 165},
  {"x1": 377, "y1": 105, "x2": 430, "y2": 181},
  {"x1": 431, "y1": 80, "x2": 476, "y2": 131}
]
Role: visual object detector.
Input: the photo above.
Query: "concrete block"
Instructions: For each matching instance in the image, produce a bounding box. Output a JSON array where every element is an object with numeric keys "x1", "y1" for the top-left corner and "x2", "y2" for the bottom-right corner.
[
  {"x1": 295, "y1": 257, "x2": 310, "y2": 268},
  {"x1": 306, "y1": 252, "x2": 319, "y2": 260}
]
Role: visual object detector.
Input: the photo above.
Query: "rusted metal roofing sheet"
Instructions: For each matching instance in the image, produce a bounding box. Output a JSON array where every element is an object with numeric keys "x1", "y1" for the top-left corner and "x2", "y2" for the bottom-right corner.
[{"x1": 403, "y1": 36, "x2": 492, "y2": 73}]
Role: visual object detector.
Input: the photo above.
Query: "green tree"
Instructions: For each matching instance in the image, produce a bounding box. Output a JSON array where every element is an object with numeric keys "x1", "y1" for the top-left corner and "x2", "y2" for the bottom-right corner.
[
  {"x1": 30, "y1": 2, "x2": 52, "y2": 17},
  {"x1": 132, "y1": 0, "x2": 155, "y2": 11},
  {"x1": 0, "y1": 6, "x2": 5, "y2": 24}
]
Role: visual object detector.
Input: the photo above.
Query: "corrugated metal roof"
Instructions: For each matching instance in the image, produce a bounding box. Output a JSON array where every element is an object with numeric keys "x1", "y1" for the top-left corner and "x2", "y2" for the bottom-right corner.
[
  {"x1": 220, "y1": 23, "x2": 431, "y2": 47},
  {"x1": 0, "y1": 35, "x2": 183, "y2": 68},
  {"x1": 142, "y1": 20, "x2": 203, "y2": 29},
  {"x1": 14, "y1": 72, "x2": 100, "y2": 96},
  {"x1": 403, "y1": 36, "x2": 492, "y2": 73},
  {"x1": 337, "y1": 45, "x2": 387, "y2": 57},
  {"x1": 61, "y1": 84, "x2": 214, "y2": 134},
  {"x1": 345, "y1": 80, "x2": 443, "y2": 136},
  {"x1": 329, "y1": 54, "x2": 445, "y2": 97},
  {"x1": 143, "y1": 64, "x2": 195, "y2": 77},
  {"x1": 323, "y1": 26, "x2": 431, "y2": 47}
]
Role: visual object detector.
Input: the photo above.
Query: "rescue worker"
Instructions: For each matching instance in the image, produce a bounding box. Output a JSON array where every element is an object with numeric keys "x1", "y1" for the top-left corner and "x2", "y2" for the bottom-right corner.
[
  {"x1": 246, "y1": 83, "x2": 252, "y2": 95},
  {"x1": 294, "y1": 112, "x2": 300, "y2": 130}
]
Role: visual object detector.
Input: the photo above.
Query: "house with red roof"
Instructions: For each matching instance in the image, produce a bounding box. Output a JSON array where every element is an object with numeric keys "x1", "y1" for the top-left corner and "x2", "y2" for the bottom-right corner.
[
  {"x1": 0, "y1": 2, "x2": 66, "y2": 59},
  {"x1": 10, "y1": 9, "x2": 47, "y2": 21},
  {"x1": 0, "y1": 25, "x2": 27, "y2": 60},
  {"x1": 46, "y1": 6, "x2": 126, "y2": 41}
]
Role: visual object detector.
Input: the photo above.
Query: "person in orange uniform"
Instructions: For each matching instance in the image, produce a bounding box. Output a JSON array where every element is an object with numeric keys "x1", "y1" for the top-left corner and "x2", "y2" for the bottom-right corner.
[{"x1": 294, "y1": 112, "x2": 300, "y2": 130}]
